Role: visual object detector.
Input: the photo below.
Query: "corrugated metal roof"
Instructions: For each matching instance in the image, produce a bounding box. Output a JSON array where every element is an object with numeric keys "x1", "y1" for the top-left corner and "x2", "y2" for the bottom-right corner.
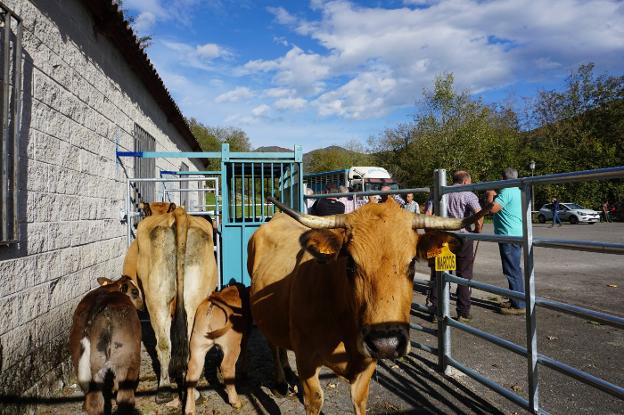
[{"x1": 81, "y1": 0, "x2": 202, "y2": 153}]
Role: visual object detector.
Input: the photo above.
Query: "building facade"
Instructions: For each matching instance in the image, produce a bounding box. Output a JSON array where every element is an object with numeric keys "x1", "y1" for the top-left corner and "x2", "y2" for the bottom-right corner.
[{"x1": 0, "y1": 0, "x2": 204, "y2": 403}]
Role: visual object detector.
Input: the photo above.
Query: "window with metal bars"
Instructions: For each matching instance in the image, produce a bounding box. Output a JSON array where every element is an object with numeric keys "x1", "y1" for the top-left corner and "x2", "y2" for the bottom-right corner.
[
  {"x1": 134, "y1": 124, "x2": 155, "y2": 203},
  {"x1": 0, "y1": 5, "x2": 22, "y2": 244}
]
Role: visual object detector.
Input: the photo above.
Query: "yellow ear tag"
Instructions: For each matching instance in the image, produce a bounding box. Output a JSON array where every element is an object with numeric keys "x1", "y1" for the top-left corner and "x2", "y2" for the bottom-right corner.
[{"x1": 435, "y1": 243, "x2": 456, "y2": 272}]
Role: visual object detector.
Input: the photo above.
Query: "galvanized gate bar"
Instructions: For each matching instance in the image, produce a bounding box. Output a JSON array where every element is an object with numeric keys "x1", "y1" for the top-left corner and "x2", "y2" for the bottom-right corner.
[
  {"x1": 535, "y1": 298, "x2": 624, "y2": 329},
  {"x1": 455, "y1": 231, "x2": 624, "y2": 255},
  {"x1": 410, "y1": 340, "x2": 438, "y2": 355},
  {"x1": 521, "y1": 183, "x2": 539, "y2": 413},
  {"x1": 446, "y1": 356, "x2": 540, "y2": 412},
  {"x1": 532, "y1": 238, "x2": 624, "y2": 254},
  {"x1": 444, "y1": 273, "x2": 527, "y2": 300},
  {"x1": 305, "y1": 187, "x2": 430, "y2": 199},
  {"x1": 537, "y1": 354, "x2": 624, "y2": 400},
  {"x1": 433, "y1": 164, "x2": 624, "y2": 414},
  {"x1": 441, "y1": 166, "x2": 624, "y2": 194},
  {"x1": 447, "y1": 318, "x2": 528, "y2": 356}
]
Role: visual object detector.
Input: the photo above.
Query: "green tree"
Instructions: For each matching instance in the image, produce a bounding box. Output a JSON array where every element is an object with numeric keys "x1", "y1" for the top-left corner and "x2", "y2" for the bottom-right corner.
[
  {"x1": 527, "y1": 64, "x2": 624, "y2": 208},
  {"x1": 370, "y1": 74, "x2": 523, "y2": 192},
  {"x1": 186, "y1": 119, "x2": 252, "y2": 169},
  {"x1": 305, "y1": 141, "x2": 372, "y2": 173}
]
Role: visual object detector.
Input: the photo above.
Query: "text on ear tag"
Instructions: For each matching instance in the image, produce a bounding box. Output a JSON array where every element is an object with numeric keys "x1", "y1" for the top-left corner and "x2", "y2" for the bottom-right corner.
[{"x1": 435, "y1": 243, "x2": 456, "y2": 271}]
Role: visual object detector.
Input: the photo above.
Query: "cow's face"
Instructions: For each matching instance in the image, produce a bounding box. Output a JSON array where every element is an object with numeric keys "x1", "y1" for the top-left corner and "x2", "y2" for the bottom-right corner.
[
  {"x1": 139, "y1": 202, "x2": 176, "y2": 216},
  {"x1": 97, "y1": 276, "x2": 145, "y2": 310},
  {"x1": 300, "y1": 199, "x2": 457, "y2": 360}
]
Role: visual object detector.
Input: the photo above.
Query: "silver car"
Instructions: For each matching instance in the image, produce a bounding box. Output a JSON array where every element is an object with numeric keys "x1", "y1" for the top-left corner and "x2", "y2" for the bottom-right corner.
[{"x1": 537, "y1": 203, "x2": 600, "y2": 224}]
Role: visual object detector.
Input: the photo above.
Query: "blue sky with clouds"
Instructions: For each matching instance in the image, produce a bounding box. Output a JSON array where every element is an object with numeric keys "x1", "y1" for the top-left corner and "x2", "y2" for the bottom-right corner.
[{"x1": 121, "y1": 0, "x2": 624, "y2": 151}]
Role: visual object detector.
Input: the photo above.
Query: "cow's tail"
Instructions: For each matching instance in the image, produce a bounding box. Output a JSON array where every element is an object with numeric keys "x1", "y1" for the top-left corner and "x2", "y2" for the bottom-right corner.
[{"x1": 170, "y1": 207, "x2": 189, "y2": 382}]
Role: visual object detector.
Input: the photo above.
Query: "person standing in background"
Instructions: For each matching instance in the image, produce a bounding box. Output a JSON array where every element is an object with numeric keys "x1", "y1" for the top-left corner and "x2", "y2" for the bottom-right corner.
[
  {"x1": 550, "y1": 198, "x2": 562, "y2": 227},
  {"x1": 403, "y1": 193, "x2": 420, "y2": 213},
  {"x1": 485, "y1": 167, "x2": 526, "y2": 315},
  {"x1": 338, "y1": 185, "x2": 356, "y2": 213},
  {"x1": 427, "y1": 171, "x2": 482, "y2": 322}
]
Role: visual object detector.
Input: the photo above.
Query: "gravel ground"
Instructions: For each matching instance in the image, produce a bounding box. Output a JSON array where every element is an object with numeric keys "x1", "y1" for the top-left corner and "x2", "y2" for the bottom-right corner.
[{"x1": 31, "y1": 222, "x2": 624, "y2": 415}]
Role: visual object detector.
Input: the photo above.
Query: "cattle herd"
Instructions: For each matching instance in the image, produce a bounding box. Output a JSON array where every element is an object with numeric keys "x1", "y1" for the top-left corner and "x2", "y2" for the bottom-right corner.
[{"x1": 69, "y1": 198, "x2": 487, "y2": 414}]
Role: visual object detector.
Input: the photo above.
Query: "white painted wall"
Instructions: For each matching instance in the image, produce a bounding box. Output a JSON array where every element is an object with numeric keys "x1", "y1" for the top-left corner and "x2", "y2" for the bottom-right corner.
[{"x1": 0, "y1": 0, "x2": 205, "y2": 399}]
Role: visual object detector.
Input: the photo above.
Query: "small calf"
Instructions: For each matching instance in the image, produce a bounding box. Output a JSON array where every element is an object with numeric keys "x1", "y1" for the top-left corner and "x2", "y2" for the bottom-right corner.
[
  {"x1": 184, "y1": 284, "x2": 251, "y2": 414},
  {"x1": 69, "y1": 276, "x2": 144, "y2": 415}
]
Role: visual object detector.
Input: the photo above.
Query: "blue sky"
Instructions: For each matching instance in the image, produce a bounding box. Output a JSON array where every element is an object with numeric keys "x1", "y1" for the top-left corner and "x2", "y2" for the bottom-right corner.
[{"x1": 121, "y1": 0, "x2": 624, "y2": 151}]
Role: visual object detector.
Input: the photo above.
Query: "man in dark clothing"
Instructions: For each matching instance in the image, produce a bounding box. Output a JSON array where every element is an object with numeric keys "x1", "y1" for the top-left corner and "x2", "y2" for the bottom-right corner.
[
  {"x1": 310, "y1": 184, "x2": 346, "y2": 216},
  {"x1": 427, "y1": 170, "x2": 483, "y2": 323}
]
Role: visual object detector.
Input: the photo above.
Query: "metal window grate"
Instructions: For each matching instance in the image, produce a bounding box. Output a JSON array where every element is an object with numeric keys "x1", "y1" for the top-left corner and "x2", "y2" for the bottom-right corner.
[
  {"x1": 0, "y1": 3, "x2": 22, "y2": 244},
  {"x1": 133, "y1": 124, "x2": 155, "y2": 202}
]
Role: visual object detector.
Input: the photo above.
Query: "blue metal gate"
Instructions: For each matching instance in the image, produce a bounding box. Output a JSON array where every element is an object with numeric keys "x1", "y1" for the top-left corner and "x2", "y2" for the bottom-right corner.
[
  {"x1": 117, "y1": 143, "x2": 304, "y2": 287},
  {"x1": 219, "y1": 145, "x2": 304, "y2": 286}
]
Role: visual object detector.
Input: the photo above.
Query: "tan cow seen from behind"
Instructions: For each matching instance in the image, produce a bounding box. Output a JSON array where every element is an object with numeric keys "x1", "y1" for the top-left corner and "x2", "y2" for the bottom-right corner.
[
  {"x1": 123, "y1": 202, "x2": 218, "y2": 402},
  {"x1": 69, "y1": 276, "x2": 144, "y2": 415},
  {"x1": 248, "y1": 197, "x2": 490, "y2": 414},
  {"x1": 184, "y1": 283, "x2": 251, "y2": 414}
]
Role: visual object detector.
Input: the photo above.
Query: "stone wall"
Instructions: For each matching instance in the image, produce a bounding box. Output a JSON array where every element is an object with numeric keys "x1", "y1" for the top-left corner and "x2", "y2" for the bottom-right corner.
[{"x1": 0, "y1": 0, "x2": 204, "y2": 406}]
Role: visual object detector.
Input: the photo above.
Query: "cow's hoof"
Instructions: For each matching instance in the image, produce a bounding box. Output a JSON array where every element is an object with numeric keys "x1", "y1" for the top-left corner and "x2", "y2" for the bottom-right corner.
[
  {"x1": 230, "y1": 398, "x2": 242, "y2": 409},
  {"x1": 155, "y1": 388, "x2": 175, "y2": 404},
  {"x1": 271, "y1": 382, "x2": 290, "y2": 398}
]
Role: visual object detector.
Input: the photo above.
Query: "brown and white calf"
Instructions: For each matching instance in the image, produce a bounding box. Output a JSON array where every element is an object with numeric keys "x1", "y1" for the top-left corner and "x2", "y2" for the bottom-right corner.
[
  {"x1": 69, "y1": 276, "x2": 144, "y2": 415},
  {"x1": 184, "y1": 284, "x2": 251, "y2": 414}
]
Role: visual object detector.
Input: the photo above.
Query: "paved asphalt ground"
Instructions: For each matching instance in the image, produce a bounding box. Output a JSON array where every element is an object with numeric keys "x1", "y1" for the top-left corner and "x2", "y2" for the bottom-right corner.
[
  {"x1": 31, "y1": 222, "x2": 623, "y2": 414},
  {"x1": 413, "y1": 221, "x2": 624, "y2": 415}
]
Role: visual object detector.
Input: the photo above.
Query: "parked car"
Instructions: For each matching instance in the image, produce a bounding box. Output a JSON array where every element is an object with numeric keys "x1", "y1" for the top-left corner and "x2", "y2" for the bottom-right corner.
[{"x1": 537, "y1": 203, "x2": 600, "y2": 224}]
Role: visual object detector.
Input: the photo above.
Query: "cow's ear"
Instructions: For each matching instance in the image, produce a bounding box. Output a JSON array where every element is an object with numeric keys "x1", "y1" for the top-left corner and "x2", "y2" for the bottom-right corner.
[
  {"x1": 139, "y1": 202, "x2": 152, "y2": 216},
  {"x1": 97, "y1": 277, "x2": 112, "y2": 286},
  {"x1": 300, "y1": 229, "x2": 345, "y2": 262},
  {"x1": 167, "y1": 203, "x2": 176, "y2": 212},
  {"x1": 415, "y1": 231, "x2": 461, "y2": 260}
]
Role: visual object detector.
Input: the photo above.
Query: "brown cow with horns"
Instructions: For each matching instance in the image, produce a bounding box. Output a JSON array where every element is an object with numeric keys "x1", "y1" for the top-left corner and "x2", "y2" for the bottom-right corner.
[{"x1": 248, "y1": 197, "x2": 490, "y2": 414}]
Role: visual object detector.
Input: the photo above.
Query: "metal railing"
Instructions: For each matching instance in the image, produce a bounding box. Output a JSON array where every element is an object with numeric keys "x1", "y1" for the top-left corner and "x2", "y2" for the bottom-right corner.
[{"x1": 430, "y1": 166, "x2": 624, "y2": 414}]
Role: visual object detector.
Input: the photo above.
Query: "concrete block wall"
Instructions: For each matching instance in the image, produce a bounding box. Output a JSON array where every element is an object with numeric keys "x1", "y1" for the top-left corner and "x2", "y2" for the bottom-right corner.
[{"x1": 0, "y1": 0, "x2": 204, "y2": 403}]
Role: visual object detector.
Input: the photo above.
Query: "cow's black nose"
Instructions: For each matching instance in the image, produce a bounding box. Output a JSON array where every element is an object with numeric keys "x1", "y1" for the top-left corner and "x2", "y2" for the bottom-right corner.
[{"x1": 363, "y1": 326, "x2": 408, "y2": 359}]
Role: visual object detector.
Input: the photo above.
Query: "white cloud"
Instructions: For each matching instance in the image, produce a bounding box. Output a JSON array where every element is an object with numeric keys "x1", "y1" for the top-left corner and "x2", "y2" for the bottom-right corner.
[
  {"x1": 215, "y1": 87, "x2": 254, "y2": 103},
  {"x1": 245, "y1": 0, "x2": 624, "y2": 119},
  {"x1": 267, "y1": 6, "x2": 298, "y2": 25},
  {"x1": 252, "y1": 104, "x2": 271, "y2": 118},
  {"x1": 133, "y1": 11, "x2": 157, "y2": 32},
  {"x1": 196, "y1": 43, "x2": 224, "y2": 59},
  {"x1": 243, "y1": 46, "x2": 331, "y2": 95},
  {"x1": 274, "y1": 97, "x2": 307, "y2": 111},
  {"x1": 264, "y1": 87, "x2": 295, "y2": 98},
  {"x1": 315, "y1": 69, "x2": 398, "y2": 119},
  {"x1": 161, "y1": 40, "x2": 232, "y2": 71}
]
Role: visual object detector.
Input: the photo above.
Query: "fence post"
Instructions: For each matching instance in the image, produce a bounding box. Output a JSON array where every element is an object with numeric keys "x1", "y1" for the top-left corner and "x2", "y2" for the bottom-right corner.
[
  {"x1": 521, "y1": 182, "x2": 540, "y2": 413},
  {"x1": 433, "y1": 169, "x2": 451, "y2": 375}
]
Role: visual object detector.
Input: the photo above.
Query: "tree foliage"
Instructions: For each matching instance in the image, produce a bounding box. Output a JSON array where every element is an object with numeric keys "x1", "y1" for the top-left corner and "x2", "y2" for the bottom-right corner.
[
  {"x1": 305, "y1": 140, "x2": 372, "y2": 173},
  {"x1": 370, "y1": 66, "x2": 624, "y2": 210},
  {"x1": 526, "y1": 64, "x2": 624, "y2": 207},
  {"x1": 187, "y1": 118, "x2": 252, "y2": 169},
  {"x1": 370, "y1": 73, "x2": 522, "y2": 194}
]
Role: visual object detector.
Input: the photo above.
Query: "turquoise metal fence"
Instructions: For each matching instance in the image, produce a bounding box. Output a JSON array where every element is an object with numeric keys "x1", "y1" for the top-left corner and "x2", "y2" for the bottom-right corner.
[{"x1": 117, "y1": 143, "x2": 304, "y2": 287}]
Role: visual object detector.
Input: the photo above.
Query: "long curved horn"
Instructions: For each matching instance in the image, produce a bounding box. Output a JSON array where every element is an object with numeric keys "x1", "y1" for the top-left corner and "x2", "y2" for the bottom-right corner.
[
  {"x1": 413, "y1": 203, "x2": 493, "y2": 229},
  {"x1": 268, "y1": 197, "x2": 347, "y2": 229}
]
